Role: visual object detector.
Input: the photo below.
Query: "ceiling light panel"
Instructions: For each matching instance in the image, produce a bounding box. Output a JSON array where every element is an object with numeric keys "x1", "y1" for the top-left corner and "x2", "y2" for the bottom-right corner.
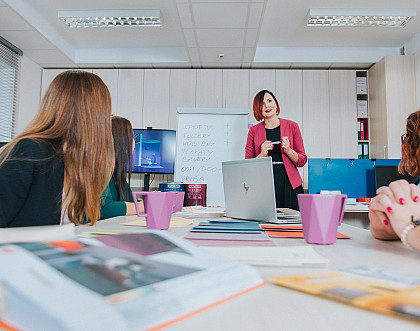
[
  {"x1": 58, "y1": 10, "x2": 161, "y2": 28},
  {"x1": 307, "y1": 9, "x2": 416, "y2": 27}
]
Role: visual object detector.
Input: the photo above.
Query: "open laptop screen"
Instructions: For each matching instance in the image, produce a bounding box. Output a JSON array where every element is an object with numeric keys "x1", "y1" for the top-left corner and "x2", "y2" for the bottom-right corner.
[
  {"x1": 222, "y1": 157, "x2": 278, "y2": 223},
  {"x1": 374, "y1": 165, "x2": 419, "y2": 190}
]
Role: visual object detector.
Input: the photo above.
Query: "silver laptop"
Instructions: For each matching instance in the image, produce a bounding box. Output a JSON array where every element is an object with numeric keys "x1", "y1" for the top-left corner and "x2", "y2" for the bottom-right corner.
[{"x1": 222, "y1": 157, "x2": 300, "y2": 224}]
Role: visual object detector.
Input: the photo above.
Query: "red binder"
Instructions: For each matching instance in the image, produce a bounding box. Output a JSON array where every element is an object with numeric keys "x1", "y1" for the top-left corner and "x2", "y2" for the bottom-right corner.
[{"x1": 360, "y1": 120, "x2": 365, "y2": 140}]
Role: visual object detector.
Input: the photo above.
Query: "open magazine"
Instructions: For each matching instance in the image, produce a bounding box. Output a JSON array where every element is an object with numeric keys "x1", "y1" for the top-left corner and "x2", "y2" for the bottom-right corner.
[
  {"x1": 270, "y1": 265, "x2": 420, "y2": 324},
  {"x1": 0, "y1": 231, "x2": 264, "y2": 331}
]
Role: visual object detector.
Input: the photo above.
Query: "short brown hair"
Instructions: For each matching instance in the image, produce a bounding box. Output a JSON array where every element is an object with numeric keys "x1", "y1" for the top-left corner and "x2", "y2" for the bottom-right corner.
[{"x1": 252, "y1": 90, "x2": 280, "y2": 122}]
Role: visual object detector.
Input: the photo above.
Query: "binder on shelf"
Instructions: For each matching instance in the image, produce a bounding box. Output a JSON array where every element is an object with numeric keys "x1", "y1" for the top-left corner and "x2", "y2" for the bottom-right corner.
[
  {"x1": 356, "y1": 77, "x2": 367, "y2": 93},
  {"x1": 363, "y1": 142, "x2": 369, "y2": 159},
  {"x1": 364, "y1": 119, "x2": 368, "y2": 140},
  {"x1": 357, "y1": 119, "x2": 368, "y2": 141},
  {"x1": 360, "y1": 120, "x2": 365, "y2": 140},
  {"x1": 357, "y1": 100, "x2": 368, "y2": 117},
  {"x1": 358, "y1": 143, "x2": 363, "y2": 159}
]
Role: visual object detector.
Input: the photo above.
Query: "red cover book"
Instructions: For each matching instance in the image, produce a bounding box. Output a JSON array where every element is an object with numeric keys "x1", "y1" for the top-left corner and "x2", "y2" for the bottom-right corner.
[{"x1": 184, "y1": 184, "x2": 207, "y2": 207}]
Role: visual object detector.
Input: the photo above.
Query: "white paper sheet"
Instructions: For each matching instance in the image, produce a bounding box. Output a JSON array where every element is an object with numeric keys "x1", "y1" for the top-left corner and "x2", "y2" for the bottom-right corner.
[{"x1": 203, "y1": 246, "x2": 328, "y2": 267}]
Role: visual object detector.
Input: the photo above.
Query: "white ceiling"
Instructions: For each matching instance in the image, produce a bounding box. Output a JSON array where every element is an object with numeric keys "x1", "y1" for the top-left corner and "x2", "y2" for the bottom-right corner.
[{"x1": 1, "y1": 0, "x2": 420, "y2": 69}]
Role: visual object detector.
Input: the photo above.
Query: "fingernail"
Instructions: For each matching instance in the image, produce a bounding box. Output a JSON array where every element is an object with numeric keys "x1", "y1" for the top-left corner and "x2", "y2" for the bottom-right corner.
[
  {"x1": 383, "y1": 220, "x2": 389, "y2": 226},
  {"x1": 414, "y1": 196, "x2": 419, "y2": 202},
  {"x1": 387, "y1": 206, "x2": 393, "y2": 213},
  {"x1": 400, "y1": 198, "x2": 406, "y2": 205}
]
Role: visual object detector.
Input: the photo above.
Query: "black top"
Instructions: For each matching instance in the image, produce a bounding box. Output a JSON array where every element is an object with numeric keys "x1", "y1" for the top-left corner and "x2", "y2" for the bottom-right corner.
[
  {"x1": 266, "y1": 126, "x2": 283, "y2": 162},
  {"x1": 0, "y1": 138, "x2": 64, "y2": 227}
]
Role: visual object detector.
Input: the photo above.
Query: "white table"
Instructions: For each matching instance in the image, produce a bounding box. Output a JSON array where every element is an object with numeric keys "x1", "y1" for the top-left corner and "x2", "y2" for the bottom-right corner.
[{"x1": 76, "y1": 216, "x2": 420, "y2": 331}]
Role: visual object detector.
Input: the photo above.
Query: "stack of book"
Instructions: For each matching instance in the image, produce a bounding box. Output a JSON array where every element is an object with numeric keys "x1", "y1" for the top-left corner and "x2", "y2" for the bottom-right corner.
[{"x1": 184, "y1": 220, "x2": 274, "y2": 246}]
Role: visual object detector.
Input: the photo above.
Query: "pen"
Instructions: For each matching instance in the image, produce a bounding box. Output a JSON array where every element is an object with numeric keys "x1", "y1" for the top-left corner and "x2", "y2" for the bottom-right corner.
[{"x1": 271, "y1": 141, "x2": 281, "y2": 145}]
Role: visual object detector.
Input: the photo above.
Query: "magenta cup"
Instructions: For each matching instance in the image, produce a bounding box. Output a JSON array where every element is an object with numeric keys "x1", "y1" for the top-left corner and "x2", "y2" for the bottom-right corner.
[
  {"x1": 132, "y1": 191, "x2": 178, "y2": 230},
  {"x1": 297, "y1": 194, "x2": 347, "y2": 245},
  {"x1": 168, "y1": 191, "x2": 185, "y2": 213}
]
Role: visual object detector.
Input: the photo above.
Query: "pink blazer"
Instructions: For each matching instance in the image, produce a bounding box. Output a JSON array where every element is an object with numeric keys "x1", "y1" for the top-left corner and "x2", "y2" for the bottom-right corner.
[{"x1": 245, "y1": 119, "x2": 307, "y2": 189}]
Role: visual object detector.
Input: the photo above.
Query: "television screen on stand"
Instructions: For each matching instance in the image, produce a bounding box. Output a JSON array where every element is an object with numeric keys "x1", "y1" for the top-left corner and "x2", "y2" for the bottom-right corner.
[{"x1": 131, "y1": 129, "x2": 176, "y2": 191}]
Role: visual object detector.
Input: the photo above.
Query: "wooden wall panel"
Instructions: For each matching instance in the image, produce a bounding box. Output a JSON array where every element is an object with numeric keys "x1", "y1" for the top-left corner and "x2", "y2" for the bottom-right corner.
[{"x1": 329, "y1": 70, "x2": 357, "y2": 158}]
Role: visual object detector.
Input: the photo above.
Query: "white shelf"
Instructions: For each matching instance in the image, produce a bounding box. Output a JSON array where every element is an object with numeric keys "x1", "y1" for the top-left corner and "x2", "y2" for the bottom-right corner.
[{"x1": 356, "y1": 71, "x2": 369, "y2": 159}]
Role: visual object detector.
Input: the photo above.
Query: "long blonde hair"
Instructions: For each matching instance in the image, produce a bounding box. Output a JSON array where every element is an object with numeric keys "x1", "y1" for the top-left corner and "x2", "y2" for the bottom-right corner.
[{"x1": 0, "y1": 70, "x2": 114, "y2": 225}]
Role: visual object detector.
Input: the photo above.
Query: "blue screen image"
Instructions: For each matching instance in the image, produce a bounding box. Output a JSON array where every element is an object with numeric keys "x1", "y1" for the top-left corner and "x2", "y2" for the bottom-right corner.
[{"x1": 131, "y1": 129, "x2": 176, "y2": 174}]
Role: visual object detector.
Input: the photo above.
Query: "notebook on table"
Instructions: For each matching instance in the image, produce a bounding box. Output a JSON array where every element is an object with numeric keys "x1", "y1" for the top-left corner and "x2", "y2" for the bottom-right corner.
[{"x1": 222, "y1": 157, "x2": 301, "y2": 224}]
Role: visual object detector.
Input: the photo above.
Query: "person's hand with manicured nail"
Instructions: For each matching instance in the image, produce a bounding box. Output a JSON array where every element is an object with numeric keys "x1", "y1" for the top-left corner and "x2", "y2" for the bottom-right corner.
[{"x1": 369, "y1": 179, "x2": 420, "y2": 251}]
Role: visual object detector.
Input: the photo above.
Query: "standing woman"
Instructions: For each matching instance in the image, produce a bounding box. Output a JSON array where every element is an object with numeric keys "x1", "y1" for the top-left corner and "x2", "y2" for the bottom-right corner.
[
  {"x1": 245, "y1": 90, "x2": 307, "y2": 210},
  {"x1": 0, "y1": 70, "x2": 114, "y2": 227},
  {"x1": 100, "y1": 116, "x2": 143, "y2": 219}
]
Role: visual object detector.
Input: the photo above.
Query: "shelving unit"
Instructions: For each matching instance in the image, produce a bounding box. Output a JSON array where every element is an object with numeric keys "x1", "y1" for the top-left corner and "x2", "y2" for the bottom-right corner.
[
  {"x1": 368, "y1": 55, "x2": 416, "y2": 159},
  {"x1": 356, "y1": 70, "x2": 369, "y2": 159}
]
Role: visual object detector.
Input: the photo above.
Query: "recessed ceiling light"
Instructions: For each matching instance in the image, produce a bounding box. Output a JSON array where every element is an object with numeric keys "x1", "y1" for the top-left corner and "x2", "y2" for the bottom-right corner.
[
  {"x1": 307, "y1": 8, "x2": 416, "y2": 27},
  {"x1": 58, "y1": 9, "x2": 161, "y2": 28}
]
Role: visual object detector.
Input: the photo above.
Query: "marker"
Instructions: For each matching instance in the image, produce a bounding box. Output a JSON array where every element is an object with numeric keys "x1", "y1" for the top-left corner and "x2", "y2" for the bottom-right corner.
[{"x1": 271, "y1": 141, "x2": 281, "y2": 145}]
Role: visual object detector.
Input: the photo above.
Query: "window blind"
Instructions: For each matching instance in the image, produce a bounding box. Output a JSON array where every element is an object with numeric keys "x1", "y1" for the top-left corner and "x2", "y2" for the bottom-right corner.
[{"x1": 0, "y1": 37, "x2": 21, "y2": 142}]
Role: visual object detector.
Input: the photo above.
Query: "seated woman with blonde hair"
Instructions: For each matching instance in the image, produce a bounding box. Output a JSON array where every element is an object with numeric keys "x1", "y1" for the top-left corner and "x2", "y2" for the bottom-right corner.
[{"x1": 369, "y1": 110, "x2": 420, "y2": 251}]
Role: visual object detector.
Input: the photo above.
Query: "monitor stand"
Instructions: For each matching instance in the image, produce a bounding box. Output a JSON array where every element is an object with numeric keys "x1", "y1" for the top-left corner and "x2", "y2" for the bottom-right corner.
[
  {"x1": 143, "y1": 173, "x2": 150, "y2": 191},
  {"x1": 143, "y1": 126, "x2": 153, "y2": 191}
]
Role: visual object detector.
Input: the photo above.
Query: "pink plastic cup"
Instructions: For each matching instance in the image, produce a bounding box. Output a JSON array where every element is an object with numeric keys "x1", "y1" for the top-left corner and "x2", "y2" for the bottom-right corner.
[
  {"x1": 297, "y1": 194, "x2": 347, "y2": 245},
  {"x1": 167, "y1": 191, "x2": 185, "y2": 213},
  {"x1": 131, "y1": 191, "x2": 178, "y2": 230}
]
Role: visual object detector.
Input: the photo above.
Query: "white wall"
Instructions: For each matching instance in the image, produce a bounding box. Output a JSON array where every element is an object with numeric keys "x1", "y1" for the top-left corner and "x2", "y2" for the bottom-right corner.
[
  {"x1": 415, "y1": 52, "x2": 420, "y2": 110},
  {"x1": 406, "y1": 31, "x2": 420, "y2": 110},
  {"x1": 15, "y1": 65, "x2": 414, "y2": 191},
  {"x1": 15, "y1": 55, "x2": 42, "y2": 135}
]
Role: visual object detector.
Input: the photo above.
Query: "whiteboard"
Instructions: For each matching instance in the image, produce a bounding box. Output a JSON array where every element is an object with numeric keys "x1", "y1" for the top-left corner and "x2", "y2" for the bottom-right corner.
[{"x1": 175, "y1": 108, "x2": 249, "y2": 207}]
